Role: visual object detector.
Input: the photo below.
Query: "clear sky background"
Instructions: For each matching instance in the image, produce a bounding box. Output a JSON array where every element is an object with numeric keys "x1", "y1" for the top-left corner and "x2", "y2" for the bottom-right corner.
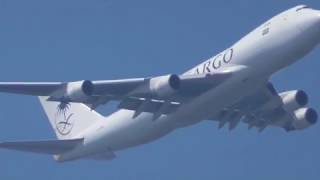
[{"x1": 0, "y1": 0, "x2": 320, "y2": 179}]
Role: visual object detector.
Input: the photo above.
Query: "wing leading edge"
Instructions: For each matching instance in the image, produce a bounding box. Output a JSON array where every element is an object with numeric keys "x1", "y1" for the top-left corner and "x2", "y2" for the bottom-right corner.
[{"x1": 0, "y1": 67, "x2": 237, "y2": 112}]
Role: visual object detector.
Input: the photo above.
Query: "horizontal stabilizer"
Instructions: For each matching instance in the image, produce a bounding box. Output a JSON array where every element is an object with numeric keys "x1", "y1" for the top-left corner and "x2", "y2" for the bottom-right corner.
[{"x1": 0, "y1": 138, "x2": 83, "y2": 154}]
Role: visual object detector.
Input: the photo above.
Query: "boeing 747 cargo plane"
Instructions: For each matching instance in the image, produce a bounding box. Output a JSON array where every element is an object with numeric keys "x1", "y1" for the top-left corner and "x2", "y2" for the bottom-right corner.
[{"x1": 0, "y1": 5, "x2": 319, "y2": 162}]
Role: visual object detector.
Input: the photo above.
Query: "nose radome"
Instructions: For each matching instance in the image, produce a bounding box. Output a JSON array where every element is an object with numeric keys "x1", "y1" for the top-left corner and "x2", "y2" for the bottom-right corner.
[
  {"x1": 310, "y1": 10, "x2": 320, "y2": 40},
  {"x1": 304, "y1": 10, "x2": 320, "y2": 30},
  {"x1": 313, "y1": 9, "x2": 320, "y2": 19},
  {"x1": 310, "y1": 9, "x2": 320, "y2": 21},
  {"x1": 316, "y1": 10, "x2": 320, "y2": 20},
  {"x1": 314, "y1": 10, "x2": 320, "y2": 29}
]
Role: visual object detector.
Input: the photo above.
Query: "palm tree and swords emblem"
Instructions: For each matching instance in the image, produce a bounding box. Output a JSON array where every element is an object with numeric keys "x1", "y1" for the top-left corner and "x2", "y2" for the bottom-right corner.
[{"x1": 54, "y1": 101, "x2": 75, "y2": 135}]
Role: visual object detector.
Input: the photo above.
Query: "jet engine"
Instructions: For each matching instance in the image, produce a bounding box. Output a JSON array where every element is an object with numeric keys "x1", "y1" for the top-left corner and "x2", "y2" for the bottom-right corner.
[
  {"x1": 279, "y1": 90, "x2": 308, "y2": 111},
  {"x1": 149, "y1": 74, "x2": 180, "y2": 98},
  {"x1": 278, "y1": 90, "x2": 317, "y2": 131},
  {"x1": 62, "y1": 80, "x2": 94, "y2": 102},
  {"x1": 292, "y1": 108, "x2": 318, "y2": 130}
]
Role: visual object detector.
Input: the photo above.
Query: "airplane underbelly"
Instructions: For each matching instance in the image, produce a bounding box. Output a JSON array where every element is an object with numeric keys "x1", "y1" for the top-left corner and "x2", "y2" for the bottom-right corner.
[
  {"x1": 98, "y1": 67, "x2": 263, "y2": 151},
  {"x1": 96, "y1": 110, "x2": 177, "y2": 151},
  {"x1": 168, "y1": 67, "x2": 264, "y2": 128}
]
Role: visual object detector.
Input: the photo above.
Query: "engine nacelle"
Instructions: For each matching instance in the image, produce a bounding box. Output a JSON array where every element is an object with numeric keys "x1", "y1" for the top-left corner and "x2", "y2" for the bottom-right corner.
[
  {"x1": 279, "y1": 90, "x2": 308, "y2": 111},
  {"x1": 149, "y1": 74, "x2": 180, "y2": 98},
  {"x1": 63, "y1": 80, "x2": 94, "y2": 102},
  {"x1": 292, "y1": 108, "x2": 318, "y2": 130}
]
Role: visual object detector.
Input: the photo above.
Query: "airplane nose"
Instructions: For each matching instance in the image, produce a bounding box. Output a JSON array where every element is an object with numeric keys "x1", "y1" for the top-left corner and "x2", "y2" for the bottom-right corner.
[
  {"x1": 300, "y1": 10, "x2": 320, "y2": 32},
  {"x1": 314, "y1": 10, "x2": 320, "y2": 24},
  {"x1": 316, "y1": 10, "x2": 320, "y2": 23},
  {"x1": 315, "y1": 11, "x2": 320, "y2": 31},
  {"x1": 296, "y1": 8, "x2": 320, "y2": 47},
  {"x1": 310, "y1": 10, "x2": 320, "y2": 25}
]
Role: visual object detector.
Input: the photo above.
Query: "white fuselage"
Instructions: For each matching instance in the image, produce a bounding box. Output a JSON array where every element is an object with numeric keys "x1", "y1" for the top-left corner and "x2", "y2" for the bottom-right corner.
[{"x1": 57, "y1": 5, "x2": 320, "y2": 161}]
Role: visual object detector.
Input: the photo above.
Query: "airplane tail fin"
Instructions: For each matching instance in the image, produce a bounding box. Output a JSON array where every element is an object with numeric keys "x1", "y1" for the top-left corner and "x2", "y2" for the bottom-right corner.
[{"x1": 38, "y1": 96, "x2": 104, "y2": 140}]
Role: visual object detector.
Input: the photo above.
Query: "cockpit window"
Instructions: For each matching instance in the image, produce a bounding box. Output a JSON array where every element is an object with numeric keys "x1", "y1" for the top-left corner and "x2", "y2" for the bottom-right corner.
[{"x1": 296, "y1": 6, "x2": 309, "y2": 12}]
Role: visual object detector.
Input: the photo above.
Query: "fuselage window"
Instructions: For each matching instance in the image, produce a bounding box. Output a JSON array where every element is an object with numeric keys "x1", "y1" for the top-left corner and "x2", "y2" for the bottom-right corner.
[
  {"x1": 296, "y1": 6, "x2": 309, "y2": 12},
  {"x1": 262, "y1": 27, "x2": 270, "y2": 36}
]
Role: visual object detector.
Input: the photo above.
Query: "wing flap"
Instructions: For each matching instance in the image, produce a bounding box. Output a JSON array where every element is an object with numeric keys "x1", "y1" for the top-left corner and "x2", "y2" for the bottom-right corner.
[
  {"x1": 118, "y1": 97, "x2": 180, "y2": 114},
  {"x1": 0, "y1": 138, "x2": 83, "y2": 154},
  {"x1": 211, "y1": 82, "x2": 297, "y2": 131}
]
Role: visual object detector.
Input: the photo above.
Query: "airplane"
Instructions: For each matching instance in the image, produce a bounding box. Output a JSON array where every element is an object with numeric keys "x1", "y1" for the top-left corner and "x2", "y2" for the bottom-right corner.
[{"x1": 0, "y1": 5, "x2": 319, "y2": 162}]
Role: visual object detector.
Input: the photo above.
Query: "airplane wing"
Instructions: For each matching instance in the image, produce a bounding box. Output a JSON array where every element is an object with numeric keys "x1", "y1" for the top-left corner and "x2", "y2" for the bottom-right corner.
[
  {"x1": 0, "y1": 66, "x2": 244, "y2": 112},
  {"x1": 0, "y1": 138, "x2": 83, "y2": 154},
  {"x1": 210, "y1": 82, "x2": 317, "y2": 132},
  {"x1": 0, "y1": 73, "x2": 231, "y2": 99}
]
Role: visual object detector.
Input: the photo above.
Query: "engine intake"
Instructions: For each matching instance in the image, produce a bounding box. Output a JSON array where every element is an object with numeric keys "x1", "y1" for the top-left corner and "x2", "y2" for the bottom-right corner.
[
  {"x1": 280, "y1": 90, "x2": 308, "y2": 111},
  {"x1": 64, "y1": 80, "x2": 94, "y2": 102},
  {"x1": 149, "y1": 74, "x2": 180, "y2": 98},
  {"x1": 292, "y1": 108, "x2": 318, "y2": 130}
]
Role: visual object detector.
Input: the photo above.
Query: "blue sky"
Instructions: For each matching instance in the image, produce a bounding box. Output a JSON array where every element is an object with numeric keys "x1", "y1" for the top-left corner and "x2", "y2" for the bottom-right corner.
[{"x1": 0, "y1": 0, "x2": 320, "y2": 179}]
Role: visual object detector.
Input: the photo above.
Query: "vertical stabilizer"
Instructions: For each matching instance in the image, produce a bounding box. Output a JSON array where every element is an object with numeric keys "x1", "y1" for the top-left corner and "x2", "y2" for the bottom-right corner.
[{"x1": 38, "y1": 96, "x2": 103, "y2": 139}]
